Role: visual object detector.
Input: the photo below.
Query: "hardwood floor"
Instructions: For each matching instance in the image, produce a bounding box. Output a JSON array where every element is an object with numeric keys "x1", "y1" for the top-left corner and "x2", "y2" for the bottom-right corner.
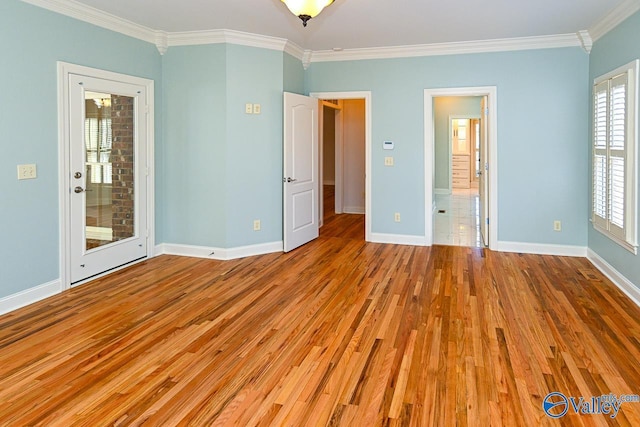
[
  {"x1": 321, "y1": 185, "x2": 364, "y2": 240},
  {"x1": 1, "y1": 236, "x2": 640, "y2": 425}
]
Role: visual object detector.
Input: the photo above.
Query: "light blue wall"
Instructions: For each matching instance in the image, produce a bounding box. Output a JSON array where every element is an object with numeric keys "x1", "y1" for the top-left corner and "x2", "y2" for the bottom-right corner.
[
  {"x1": 284, "y1": 53, "x2": 305, "y2": 94},
  {"x1": 434, "y1": 97, "x2": 482, "y2": 190},
  {"x1": 588, "y1": 10, "x2": 640, "y2": 287},
  {"x1": 161, "y1": 44, "x2": 285, "y2": 248},
  {"x1": 161, "y1": 44, "x2": 227, "y2": 246},
  {"x1": 0, "y1": 0, "x2": 162, "y2": 299},
  {"x1": 5, "y1": 0, "x2": 632, "y2": 303},
  {"x1": 225, "y1": 45, "x2": 284, "y2": 247},
  {"x1": 306, "y1": 48, "x2": 590, "y2": 244}
]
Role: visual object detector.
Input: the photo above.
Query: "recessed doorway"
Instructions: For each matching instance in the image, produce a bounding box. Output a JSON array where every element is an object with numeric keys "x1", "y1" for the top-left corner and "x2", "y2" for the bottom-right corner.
[
  {"x1": 311, "y1": 92, "x2": 372, "y2": 241},
  {"x1": 424, "y1": 87, "x2": 498, "y2": 250}
]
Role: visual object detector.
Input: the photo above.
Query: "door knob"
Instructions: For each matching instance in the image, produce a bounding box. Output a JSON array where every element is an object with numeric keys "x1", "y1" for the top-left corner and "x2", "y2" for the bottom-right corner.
[
  {"x1": 74, "y1": 186, "x2": 84, "y2": 193},
  {"x1": 284, "y1": 177, "x2": 297, "y2": 183},
  {"x1": 74, "y1": 172, "x2": 82, "y2": 179}
]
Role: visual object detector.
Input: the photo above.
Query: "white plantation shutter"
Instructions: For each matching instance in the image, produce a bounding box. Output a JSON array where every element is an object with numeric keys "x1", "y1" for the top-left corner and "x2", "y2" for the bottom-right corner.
[
  {"x1": 592, "y1": 81, "x2": 608, "y2": 229},
  {"x1": 609, "y1": 75, "x2": 626, "y2": 238},
  {"x1": 592, "y1": 60, "x2": 638, "y2": 253}
]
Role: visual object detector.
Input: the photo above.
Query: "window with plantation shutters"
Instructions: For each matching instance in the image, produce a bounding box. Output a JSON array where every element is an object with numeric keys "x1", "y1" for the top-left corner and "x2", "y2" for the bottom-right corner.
[{"x1": 592, "y1": 60, "x2": 639, "y2": 254}]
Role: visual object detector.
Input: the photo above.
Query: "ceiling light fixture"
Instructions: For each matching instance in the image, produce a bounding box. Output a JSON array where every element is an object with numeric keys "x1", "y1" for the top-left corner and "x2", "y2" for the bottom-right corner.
[{"x1": 281, "y1": 0, "x2": 335, "y2": 27}]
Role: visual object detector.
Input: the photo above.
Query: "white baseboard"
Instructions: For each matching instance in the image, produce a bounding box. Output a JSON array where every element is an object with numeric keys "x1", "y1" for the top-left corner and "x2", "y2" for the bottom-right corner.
[
  {"x1": 587, "y1": 248, "x2": 640, "y2": 308},
  {"x1": 343, "y1": 206, "x2": 365, "y2": 214},
  {"x1": 156, "y1": 241, "x2": 283, "y2": 261},
  {"x1": 0, "y1": 279, "x2": 62, "y2": 316},
  {"x1": 370, "y1": 233, "x2": 427, "y2": 246},
  {"x1": 435, "y1": 188, "x2": 451, "y2": 195},
  {"x1": 496, "y1": 241, "x2": 587, "y2": 257}
]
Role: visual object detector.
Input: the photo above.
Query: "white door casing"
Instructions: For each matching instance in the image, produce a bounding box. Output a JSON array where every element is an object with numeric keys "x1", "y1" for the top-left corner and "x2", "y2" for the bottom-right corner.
[
  {"x1": 479, "y1": 96, "x2": 490, "y2": 245},
  {"x1": 310, "y1": 91, "x2": 372, "y2": 242},
  {"x1": 58, "y1": 62, "x2": 155, "y2": 288},
  {"x1": 424, "y1": 87, "x2": 497, "y2": 249},
  {"x1": 283, "y1": 92, "x2": 319, "y2": 252}
]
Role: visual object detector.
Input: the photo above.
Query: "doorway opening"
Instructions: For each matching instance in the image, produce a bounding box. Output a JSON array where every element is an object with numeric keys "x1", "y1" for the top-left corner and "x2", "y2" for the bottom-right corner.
[
  {"x1": 436, "y1": 111, "x2": 482, "y2": 247},
  {"x1": 424, "y1": 87, "x2": 498, "y2": 250},
  {"x1": 311, "y1": 92, "x2": 372, "y2": 242}
]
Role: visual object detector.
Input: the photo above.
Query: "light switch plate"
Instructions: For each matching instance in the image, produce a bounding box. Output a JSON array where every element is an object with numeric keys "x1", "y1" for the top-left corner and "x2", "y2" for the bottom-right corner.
[
  {"x1": 384, "y1": 157, "x2": 394, "y2": 166},
  {"x1": 253, "y1": 104, "x2": 261, "y2": 114},
  {"x1": 245, "y1": 103, "x2": 253, "y2": 114},
  {"x1": 17, "y1": 164, "x2": 37, "y2": 180}
]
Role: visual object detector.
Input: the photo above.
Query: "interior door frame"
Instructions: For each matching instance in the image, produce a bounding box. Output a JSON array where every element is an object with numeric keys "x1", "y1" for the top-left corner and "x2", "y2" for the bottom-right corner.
[
  {"x1": 318, "y1": 100, "x2": 343, "y2": 224},
  {"x1": 424, "y1": 87, "x2": 498, "y2": 249},
  {"x1": 57, "y1": 62, "x2": 155, "y2": 290},
  {"x1": 310, "y1": 91, "x2": 372, "y2": 242}
]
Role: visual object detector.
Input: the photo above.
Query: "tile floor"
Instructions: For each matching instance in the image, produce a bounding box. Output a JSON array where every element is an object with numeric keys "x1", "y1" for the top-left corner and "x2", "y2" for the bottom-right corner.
[{"x1": 434, "y1": 188, "x2": 484, "y2": 247}]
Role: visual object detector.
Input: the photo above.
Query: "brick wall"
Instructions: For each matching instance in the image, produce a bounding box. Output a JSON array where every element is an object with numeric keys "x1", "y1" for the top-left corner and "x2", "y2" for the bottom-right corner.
[{"x1": 110, "y1": 95, "x2": 135, "y2": 241}]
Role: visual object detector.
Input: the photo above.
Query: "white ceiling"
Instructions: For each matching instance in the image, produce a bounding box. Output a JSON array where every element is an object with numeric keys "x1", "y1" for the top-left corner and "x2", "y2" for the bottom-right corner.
[{"x1": 56, "y1": 0, "x2": 630, "y2": 51}]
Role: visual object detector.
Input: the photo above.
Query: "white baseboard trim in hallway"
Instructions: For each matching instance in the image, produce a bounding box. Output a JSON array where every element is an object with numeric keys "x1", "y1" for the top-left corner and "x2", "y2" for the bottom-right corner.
[
  {"x1": 0, "y1": 279, "x2": 62, "y2": 315},
  {"x1": 496, "y1": 241, "x2": 587, "y2": 257},
  {"x1": 370, "y1": 233, "x2": 427, "y2": 246},
  {"x1": 587, "y1": 248, "x2": 640, "y2": 308},
  {"x1": 155, "y1": 241, "x2": 283, "y2": 261}
]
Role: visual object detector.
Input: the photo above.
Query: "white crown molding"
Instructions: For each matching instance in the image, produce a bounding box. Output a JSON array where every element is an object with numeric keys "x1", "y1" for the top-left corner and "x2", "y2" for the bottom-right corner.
[
  {"x1": 284, "y1": 40, "x2": 306, "y2": 61},
  {"x1": 155, "y1": 31, "x2": 169, "y2": 55},
  {"x1": 310, "y1": 34, "x2": 582, "y2": 63},
  {"x1": 21, "y1": 0, "x2": 157, "y2": 44},
  {"x1": 577, "y1": 30, "x2": 593, "y2": 54},
  {"x1": 589, "y1": 0, "x2": 640, "y2": 42},
  {"x1": 22, "y1": 0, "x2": 596, "y2": 60},
  {"x1": 302, "y1": 50, "x2": 313, "y2": 70},
  {"x1": 167, "y1": 29, "x2": 288, "y2": 52}
]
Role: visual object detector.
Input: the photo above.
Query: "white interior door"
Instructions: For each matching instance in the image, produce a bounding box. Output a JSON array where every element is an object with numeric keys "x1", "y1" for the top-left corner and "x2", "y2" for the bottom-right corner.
[
  {"x1": 283, "y1": 92, "x2": 319, "y2": 252},
  {"x1": 68, "y1": 73, "x2": 148, "y2": 284},
  {"x1": 479, "y1": 96, "x2": 489, "y2": 246}
]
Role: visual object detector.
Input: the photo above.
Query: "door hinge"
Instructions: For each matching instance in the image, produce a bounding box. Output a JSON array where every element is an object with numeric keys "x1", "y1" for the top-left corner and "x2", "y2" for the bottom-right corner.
[{"x1": 486, "y1": 218, "x2": 490, "y2": 225}]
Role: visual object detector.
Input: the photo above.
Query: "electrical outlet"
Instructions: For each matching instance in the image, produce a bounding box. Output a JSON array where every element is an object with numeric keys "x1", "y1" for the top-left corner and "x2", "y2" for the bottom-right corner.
[
  {"x1": 394, "y1": 213, "x2": 401, "y2": 222},
  {"x1": 253, "y1": 220, "x2": 261, "y2": 231},
  {"x1": 253, "y1": 104, "x2": 261, "y2": 114},
  {"x1": 245, "y1": 103, "x2": 253, "y2": 114},
  {"x1": 384, "y1": 157, "x2": 394, "y2": 166},
  {"x1": 554, "y1": 220, "x2": 561, "y2": 232},
  {"x1": 17, "y1": 164, "x2": 37, "y2": 180}
]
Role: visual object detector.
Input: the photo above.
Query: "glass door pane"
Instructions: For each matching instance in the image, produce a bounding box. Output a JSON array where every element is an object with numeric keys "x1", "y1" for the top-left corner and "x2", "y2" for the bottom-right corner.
[{"x1": 84, "y1": 92, "x2": 135, "y2": 250}]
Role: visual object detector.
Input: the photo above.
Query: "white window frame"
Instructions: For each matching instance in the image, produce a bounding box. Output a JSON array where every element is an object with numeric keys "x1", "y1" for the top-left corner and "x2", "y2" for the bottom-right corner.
[{"x1": 592, "y1": 60, "x2": 639, "y2": 254}]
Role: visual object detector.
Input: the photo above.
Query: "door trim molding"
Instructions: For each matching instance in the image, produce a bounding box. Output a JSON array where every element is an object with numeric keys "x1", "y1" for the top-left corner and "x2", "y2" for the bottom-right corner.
[
  {"x1": 424, "y1": 87, "x2": 498, "y2": 249},
  {"x1": 57, "y1": 62, "x2": 155, "y2": 290},
  {"x1": 310, "y1": 91, "x2": 372, "y2": 242}
]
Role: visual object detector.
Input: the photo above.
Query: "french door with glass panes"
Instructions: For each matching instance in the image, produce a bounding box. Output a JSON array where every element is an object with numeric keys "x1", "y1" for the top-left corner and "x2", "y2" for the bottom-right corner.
[{"x1": 68, "y1": 73, "x2": 149, "y2": 284}]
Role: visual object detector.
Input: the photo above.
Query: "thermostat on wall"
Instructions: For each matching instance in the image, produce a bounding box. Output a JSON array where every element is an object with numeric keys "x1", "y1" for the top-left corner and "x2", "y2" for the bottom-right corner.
[{"x1": 383, "y1": 141, "x2": 394, "y2": 150}]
